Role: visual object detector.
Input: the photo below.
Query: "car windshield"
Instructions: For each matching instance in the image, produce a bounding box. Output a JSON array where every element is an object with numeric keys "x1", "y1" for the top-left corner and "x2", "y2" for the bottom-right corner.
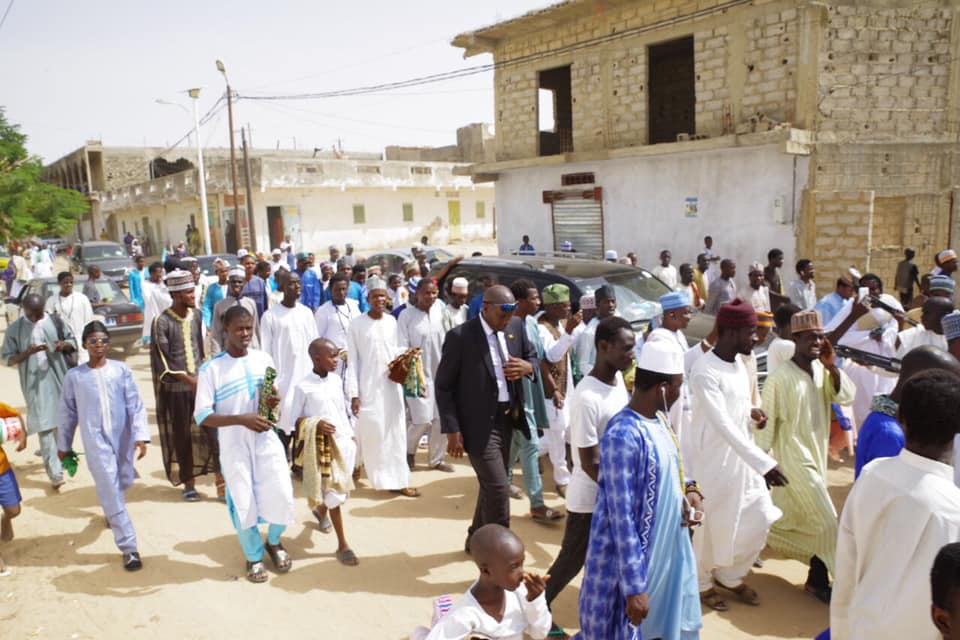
[
  {"x1": 576, "y1": 269, "x2": 673, "y2": 324},
  {"x1": 197, "y1": 255, "x2": 234, "y2": 275},
  {"x1": 426, "y1": 248, "x2": 454, "y2": 262},
  {"x1": 46, "y1": 280, "x2": 128, "y2": 304},
  {"x1": 84, "y1": 244, "x2": 127, "y2": 259}
]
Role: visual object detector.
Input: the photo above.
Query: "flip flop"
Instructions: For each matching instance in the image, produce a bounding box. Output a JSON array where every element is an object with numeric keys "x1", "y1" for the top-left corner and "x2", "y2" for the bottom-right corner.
[
  {"x1": 246, "y1": 560, "x2": 268, "y2": 583},
  {"x1": 312, "y1": 507, "x2": 333, "y2": 534},
  {"x1": 391, "y1": 487, "x2": 421, "y2": 498},
  {"x1": 182, "y1": 488, "x2": 200, "y2": 502},
  {"x1": 265, "y1": 543, "x2": 292, "y2": 573},
  {"x1": 700, "y1": 588, "x2": 729, "y2": 611},
  {"x1": 336, "y1": 549, "x2": 359, "y2": 566},
  {"x1": 716, "y1": 580, "x2": 760, "y2": 605},
  {"x1": 531, "y1": 508, "x2": 566, "y2": 523},
  {"x1": 509, "y1": 485, "x2": 524, "y2": 500}
]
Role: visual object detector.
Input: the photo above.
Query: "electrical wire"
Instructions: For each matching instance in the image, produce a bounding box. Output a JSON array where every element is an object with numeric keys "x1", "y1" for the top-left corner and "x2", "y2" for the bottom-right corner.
[
  {"x1": 239, "y1": 0, "x2": 753, "y2": 102},
  {"x1": 0, "y1": 0, "x2": 15, "y2": 35},
  {"x1": 156, "y1": 94, "x2": 227, "y2": 156}
]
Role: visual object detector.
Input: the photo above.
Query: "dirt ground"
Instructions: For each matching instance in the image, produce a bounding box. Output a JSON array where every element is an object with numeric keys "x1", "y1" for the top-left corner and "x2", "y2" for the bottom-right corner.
[{"x1": 0, "y1": 248, "x2": 849, "y2": 639}]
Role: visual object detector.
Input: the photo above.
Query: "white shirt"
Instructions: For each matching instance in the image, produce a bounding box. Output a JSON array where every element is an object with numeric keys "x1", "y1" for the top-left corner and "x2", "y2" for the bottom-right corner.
[
  {"x1": 896, "y1": 325, "x2": 947, "y2": 359},
  {"x1": 315, "y1": 299, "x2": 361, "y2": 350},
  {"x1": 652, "y1": 264, "x2": 679, "y2": 290},
  {"x1": 574, "y1": 317, "x2": 599, "y2": 377},
  {"x1": 260, "y1": 302, "x2": 319, "y2": 432},
  {"x1": 566, "y1": 373, "x2": 629, "y2": 513},
  {"x1": 745, "y1": 285, "x2": 771, "y2": 313},
  {"x1": 424, "y1": 581, "x2": 551, "y2": 640},
  {"x1": 45, "y1": 292, "x2": 95, "y2": 364},
  {"x1": 480, "y1": 313, "x2": 510, "y2": 402},
  {"x1": 832, "y1": 449, "x2": 960, "y2": 640}
]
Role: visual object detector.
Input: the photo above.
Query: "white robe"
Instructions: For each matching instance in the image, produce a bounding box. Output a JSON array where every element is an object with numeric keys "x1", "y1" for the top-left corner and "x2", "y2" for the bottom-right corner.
[
  {"x1": 281, "y1": 370, "x2": 356, "y2": 509},
  {"x1": 45, "y1": 292, "x2": 95, "y2": 364},
  {"x1": 538, "y1": 321, "x2": 579, "y2": 487},
  {"x1": 896, "y1": 325, "x2": 947, "y2": 359},
  {"x1": 832, "y1": 450, "x2": 960, "y2": 640},
  {"x1": 260, "y1": 302, "x2": 319, "y2": 432},
  {"x1": 397, "y1": 302, "x2": 444, "y2": 425},
  {"x1": 194, "y1": 349, "x2": 294, "y2": 529},
  {"x1": 142, "y1": 280, "x2": 172, "y2": 341},
  {"x1": 688, "y1": 351, "x2": 782, "y2": 587},
  {"x1": 345, "y1": 313, "x2": 409, "y2": 490}
]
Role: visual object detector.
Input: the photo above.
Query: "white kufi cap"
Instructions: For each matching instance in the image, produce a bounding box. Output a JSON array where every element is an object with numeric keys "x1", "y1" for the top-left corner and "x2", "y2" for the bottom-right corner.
[{"x1": 636, "y1": 340, "x2": 683, "y2": 375}]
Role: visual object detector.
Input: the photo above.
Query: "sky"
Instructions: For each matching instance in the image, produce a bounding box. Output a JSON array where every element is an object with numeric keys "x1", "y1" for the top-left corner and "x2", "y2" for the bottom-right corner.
[{"x1": 0, "y1": 0, "x2": 551, "y2": 163}]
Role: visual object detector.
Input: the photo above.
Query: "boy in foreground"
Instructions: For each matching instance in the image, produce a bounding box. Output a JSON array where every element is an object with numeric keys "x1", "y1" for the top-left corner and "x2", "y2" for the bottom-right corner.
[{"x1": 424, "y1": 524, "x2": 551, "y2": 639}]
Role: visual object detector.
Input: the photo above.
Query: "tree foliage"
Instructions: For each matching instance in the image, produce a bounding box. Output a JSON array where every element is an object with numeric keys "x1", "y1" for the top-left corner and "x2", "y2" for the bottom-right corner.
[{"x1": 0, "y1": 109, "x2": 88, "y2": 240}]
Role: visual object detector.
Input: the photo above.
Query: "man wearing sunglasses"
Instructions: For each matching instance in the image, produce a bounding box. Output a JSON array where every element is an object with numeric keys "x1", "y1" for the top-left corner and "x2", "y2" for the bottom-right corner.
[{"x1": 436, "y1": 284, "x2": 539, "y2": 552}]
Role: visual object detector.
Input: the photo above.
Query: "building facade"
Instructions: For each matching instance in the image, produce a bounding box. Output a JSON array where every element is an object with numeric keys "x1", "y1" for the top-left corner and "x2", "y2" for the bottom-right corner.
[
  {"x1": 45, "y1": 127, "x2": 495, "y2": 255},
  {"x1": 453, "y1": 0, "x2": 960, "y2": 284}
]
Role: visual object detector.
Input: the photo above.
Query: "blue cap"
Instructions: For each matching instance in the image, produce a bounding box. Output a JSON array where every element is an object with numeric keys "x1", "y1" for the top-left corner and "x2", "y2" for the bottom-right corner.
[
  {"x1": 659, "y1": 290, "x2": 691, "y2": 311},
  {"x1": 942, "y1": 311, "x2": 960, "y2": 341}
]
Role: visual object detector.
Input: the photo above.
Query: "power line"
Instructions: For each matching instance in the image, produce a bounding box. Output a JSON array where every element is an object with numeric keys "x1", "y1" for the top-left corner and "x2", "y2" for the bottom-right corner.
[
  {"x1": 239, "y1": 0, "x2": 752, "y2": 102},
  {"x1": 0, "y1": 0, "x2": 16, "y2": 35},
  {"x1": 155, "y1": 94, "x2": 227, "y2": 156}
]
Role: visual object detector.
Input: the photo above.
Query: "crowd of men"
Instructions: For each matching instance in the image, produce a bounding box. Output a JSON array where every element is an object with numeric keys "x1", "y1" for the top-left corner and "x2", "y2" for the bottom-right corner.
[{"x1": 3, "y1": 234, "x2": 960, "y2": 640}]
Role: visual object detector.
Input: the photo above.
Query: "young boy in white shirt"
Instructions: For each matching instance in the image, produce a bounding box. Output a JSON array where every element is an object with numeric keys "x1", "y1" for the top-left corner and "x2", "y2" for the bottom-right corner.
[{"x1": 423, "y1": 525, "x2": 551, "y2": 640}]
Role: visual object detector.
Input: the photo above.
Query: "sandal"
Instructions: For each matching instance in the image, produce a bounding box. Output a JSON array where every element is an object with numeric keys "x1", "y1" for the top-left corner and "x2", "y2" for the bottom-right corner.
[
  {"x1": 700, "y1": 588, "x2": 729, "y2": 611},
  {"x1": 312, "y1": 507, "x2": 333, "y2": 534},
  {"x1": 182, "y1": 488, "x2": 200, "y2": 502},
  {"x1": 336, "y1": 548, "x2": 359, "y2": 566},
  {"x1": 531, "y1": 507, "x2": 566, "y2": 523},
  {"x1": 246, "y1": 560, "x2": 268, "y2": 583},
  {"x1": 716, "y1": 580, "x2": 760, "y2": 605},
  {"x1": 390, "y1": 487, "x2": 421, "y2": 498},
  {"x1": 265, "y1": 543, "x2": 292, "y2": 573}
]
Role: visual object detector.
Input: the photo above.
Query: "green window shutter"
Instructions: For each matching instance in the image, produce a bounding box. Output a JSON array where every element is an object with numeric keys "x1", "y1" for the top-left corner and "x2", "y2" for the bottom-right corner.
[
  {"x1": 353, "y1": 204, "x2": 366, "y2": 224},
  {"x1": 476, "y1": 201, "x2": 486, "y2": 219},
  {"x1": 402, "y1": 203, "x2": 413, "y2": 222}
]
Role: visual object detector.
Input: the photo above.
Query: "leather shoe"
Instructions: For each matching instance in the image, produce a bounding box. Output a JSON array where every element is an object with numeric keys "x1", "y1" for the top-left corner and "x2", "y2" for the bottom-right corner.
[{"x1": 431, "y1": 463, "x2": 455, "y2": 473}]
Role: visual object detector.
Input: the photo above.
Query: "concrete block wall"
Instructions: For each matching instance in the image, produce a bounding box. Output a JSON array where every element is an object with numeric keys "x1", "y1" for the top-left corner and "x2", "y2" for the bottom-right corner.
[
  {"x1": 740, "y1": 8, "x2": 798, "y2": 124},
  {"x1": 488, "y1": 0, "x2": 796, "y2": 161},
  {"x1": 817, "y1": 3, "x2": 953, "y2": 140}
]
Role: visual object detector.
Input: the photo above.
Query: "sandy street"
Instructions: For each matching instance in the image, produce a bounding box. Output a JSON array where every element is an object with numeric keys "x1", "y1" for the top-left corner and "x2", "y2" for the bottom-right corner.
[{"x1": 0, "y1": 344, "x2": 847, "y2": 639}]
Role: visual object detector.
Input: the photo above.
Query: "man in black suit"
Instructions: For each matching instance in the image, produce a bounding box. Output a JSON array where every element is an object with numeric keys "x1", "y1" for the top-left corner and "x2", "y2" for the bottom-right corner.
[{"x1": 436, "y1": 284, "x2": 538, "y2": 551}]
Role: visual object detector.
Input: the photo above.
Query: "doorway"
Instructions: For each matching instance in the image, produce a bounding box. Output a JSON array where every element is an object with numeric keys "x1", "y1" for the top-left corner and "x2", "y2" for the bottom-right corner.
[
  {"x1": 267, "y1": 206, "x2": 284, "y2": 250},
  {"x1": 448, "y1": 201, "x2": 462, "y2": 242}
]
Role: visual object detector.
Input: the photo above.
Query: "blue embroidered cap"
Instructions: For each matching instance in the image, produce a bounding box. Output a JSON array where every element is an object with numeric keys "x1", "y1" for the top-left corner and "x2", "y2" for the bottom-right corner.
[
  {"x1": 659, "y1": 290, "x2": 691, "y2": 311},
  {"x1": 942, "y1": 311, "x2": 960, "y2": 341}
]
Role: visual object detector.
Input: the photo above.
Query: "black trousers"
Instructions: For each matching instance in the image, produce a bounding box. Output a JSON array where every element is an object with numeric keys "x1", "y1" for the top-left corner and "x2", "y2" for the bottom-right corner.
[
  {"x1": 467, "y1": 407, "x2": 514, "y2": 538},
  {"x1": 545, "y1": 511, "x2": 593, "y2": 606}
]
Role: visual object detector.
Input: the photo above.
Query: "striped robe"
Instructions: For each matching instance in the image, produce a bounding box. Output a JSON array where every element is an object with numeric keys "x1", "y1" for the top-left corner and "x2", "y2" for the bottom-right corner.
[{"x1": 758, "y1": 359, "x2": 855, "y2": 575}]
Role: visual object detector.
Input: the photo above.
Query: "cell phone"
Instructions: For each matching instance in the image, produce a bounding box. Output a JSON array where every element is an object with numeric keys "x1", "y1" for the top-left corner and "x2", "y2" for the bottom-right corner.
[{"x1": 690, "y1": 510, "x2": 704, "y2": 524}]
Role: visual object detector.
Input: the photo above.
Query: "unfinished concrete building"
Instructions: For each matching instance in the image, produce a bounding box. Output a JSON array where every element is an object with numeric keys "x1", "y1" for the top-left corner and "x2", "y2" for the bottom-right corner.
[{"x1": 453, "y1": 0, "x2": 960, "y2": 284}]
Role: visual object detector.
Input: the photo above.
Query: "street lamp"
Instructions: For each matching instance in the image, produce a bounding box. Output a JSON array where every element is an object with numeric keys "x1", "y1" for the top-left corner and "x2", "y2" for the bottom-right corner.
[
  {"x1": 155, "y1": 94, "x2": 212, "y2": 255},
  {"x1": 216, "y1": 59, "x2": 244, "y2": 253},
  {"x1": 187, "y1": 88, "x2": 212, "y2": 255}
]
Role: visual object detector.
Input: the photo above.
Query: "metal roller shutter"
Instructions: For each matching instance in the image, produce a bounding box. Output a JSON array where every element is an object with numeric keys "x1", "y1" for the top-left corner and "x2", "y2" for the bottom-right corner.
[{"x1": 549, "y1": 188, "x2": 604, "y2": 258}]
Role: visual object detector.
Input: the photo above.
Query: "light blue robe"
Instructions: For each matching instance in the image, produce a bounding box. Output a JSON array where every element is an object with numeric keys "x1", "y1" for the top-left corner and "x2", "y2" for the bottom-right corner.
[
  {"x1": 577, "y1": 408, "x2": 701, "y2": 640},
  {"x1": 128, "y1": 268, "x2": 145, "y2": 310},
  {"x1": 57, "y1": 360, "x2": 149, "y2": 553},
  {"x1": 2, "y1": 315, "x2": 75, "y2": 434}
]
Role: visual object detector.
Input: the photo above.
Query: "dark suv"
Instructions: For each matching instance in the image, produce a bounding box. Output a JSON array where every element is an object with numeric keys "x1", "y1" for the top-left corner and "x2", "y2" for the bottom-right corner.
[
  {"x1": 70, "y1": 241, "x2": 132, "y2": 286},
  {"x1": 434, "y1": 254, "x2": 714, "y2": 345}
]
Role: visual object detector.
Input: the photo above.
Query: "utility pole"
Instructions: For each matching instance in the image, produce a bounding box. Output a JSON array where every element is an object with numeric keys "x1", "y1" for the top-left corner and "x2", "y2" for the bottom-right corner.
[
  {"x1": 241, "y1": 128, "x2": 257, "y2": 252},
  {"x1": 217, "y1": 59, "x2": 244, "y2": 251},
  {"x1": 188, "y1": 88, "x2": 212, "y2": 255}
]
